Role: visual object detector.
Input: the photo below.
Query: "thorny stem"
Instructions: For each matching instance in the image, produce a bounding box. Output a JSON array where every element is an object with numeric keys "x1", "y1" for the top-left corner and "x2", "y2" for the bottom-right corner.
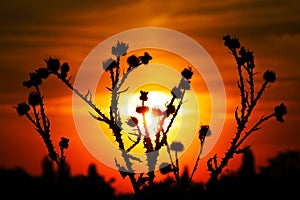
[
  {"x1": 120, "y1": 151, "x2": 140, "y2": 195},
  {"x1": 187, "y1": 139, "x2": 205, "y2": 189},
  {"x1": 52, "y1": 71, "x2": 110, "y2": 123},
  {"x1": 115, "y1": 56, "x2": 121, "y2": 86},
  {"x1": 30, "y1": 96, "x2": 58, "y2": 164},
  {"x1": 109, "y1": 68, "x2": 115, "y2": 89},
  {"x1": 163, "y1": 90, "x2": 186, "y2": 183},
  {"x1": 53, "y1": 61, "x2": 144, "y2": 193},
  {"x1": 236, "y1": 113, "x2": 275, "y2": 148},
  {"x1": 166, "y1": 143, "x2": 179, "y2": 183},
  {"x1": 175, "y1": 151, "x2": 179, "y2": 182},
  {"x1": 207, "y1": 47, "x2": 274, "y2": 186},
  {"x1": 109, "y1": 65, "x2": 140, "y2": 149},
  {"x1": 35, "y1": 85, "x2": 49, "y2": 133},
  {"x1": 126, "y1": 125, "x2": 142, "y2": 152},
  {"x1": 162, "y1": 90, "x2": 186, "y2": 145},
  {"x1": 110, "y1": 56, "x2": 122, "y2": 129},
  {"x1": 243, "y1": 81, "x2": 268, "y2": 125},
  {"x1": 140, "y1": 99, "x2": 156, "y2": 186},
  {"x1": 245, "y1": 66, "x2": 255, "y2": 104},
  {"x1": 143, "y1": 117, "x2": 153, "y2": 152},
  {"x1": 154, "y1": 116, "x2": 166, "y2": 151},
  {"x1": 24, "y1": 112, "x2": 37, "y2": 127},
  {"x1": 231, "y1": 49, "x2": 247, "y2": 123},
  {"x1": 32, "y1": 105, "x2": 43, "y2": 133},
  {"x1": 207, "y1": 113, "x2": 276, "y2": 186},
  {"x1": 59, "y1": 147, "x2": 65, "y2": 166}
]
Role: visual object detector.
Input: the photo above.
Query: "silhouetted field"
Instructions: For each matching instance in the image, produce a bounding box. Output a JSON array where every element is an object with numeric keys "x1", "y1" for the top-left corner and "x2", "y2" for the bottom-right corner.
[{"x1": 1, "y1": 149, "x2": 299, "y2": 199}]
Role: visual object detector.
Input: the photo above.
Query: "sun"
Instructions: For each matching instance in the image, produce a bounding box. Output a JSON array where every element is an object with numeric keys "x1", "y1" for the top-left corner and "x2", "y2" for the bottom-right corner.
[{"x1": 120, "y1": 84, "x2": 182, "y2": 139}]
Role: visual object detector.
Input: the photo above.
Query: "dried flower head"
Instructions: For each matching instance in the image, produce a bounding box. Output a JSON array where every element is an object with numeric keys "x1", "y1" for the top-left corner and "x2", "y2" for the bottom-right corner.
[
  {"x1": 152, "y1": 107, "x2": 164, "y2": 117},
  {"x1": 15, "y1": 102, "x2": 30, "y2": 116},
  {"x1": 223, "y1": 35, "x2": 240, "y2": 49},
  {"x1": 28, "y1": 91, "x2": 42, "y2": 106},
  {"x1": 170, "y1": 141, "x2": 184, "y2": 152},
  {"x1": 126, "y1": 117, "x2": 139, "y2": 127},
  {"x1": 35, "y1": 68, "x2": 49, "y2": 79},
  {"x1": 127, "y1": 55, "x2": 140, "y2": 68},
  {"x1": 238, "y1": 47, "x2": 254, "y2": 64},
  {"x1": 22, "y1": 80, "x2": 32, "y2": 88},
  {"x1": 112, "y1": 41, "x2": 129, "y2": 57},
  {"x1": 23, "y1": 71, "x2": 40, "y2": 88},
  {"x1": 199, "y1": 125, "x2": 211, "y2": 142},
  {"x1": 274, "y1": 103, "x2": 287, "y2": 123},
  {"x1": 263, "y1": 70, "x2": 276, "y2": 83},
  {"x1": 59, "y1": 137, "x2": 69, "y2": 149},
  {"x1": 61, "y1": 62, "x2": 70, "y2": 73},
  {"x1": 103, "y1": 58, "x2": 117, "y2": 71},
  {"x1": 139, "y1": 91, "x2": 148, "y2": 101},
  {"x1": 136, "y1": 106, "x2": 149, "y2": 114},
  {"x1": 181, "y1": 67, "x2": 193, "y2": 80},
  {"x1": 159, "y1": 162, "x2": 173, "y2": 175},
  {"x1": 45, "y1": 57, "x2": 60, "y2": 72},
  {"x1": 140, "y1": 52, "x2": 152, "y2": 64}
]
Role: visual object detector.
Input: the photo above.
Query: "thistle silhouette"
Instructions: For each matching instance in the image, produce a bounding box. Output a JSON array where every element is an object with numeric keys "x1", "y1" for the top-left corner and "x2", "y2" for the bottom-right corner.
[
  {"x1": 15, "y1": 66, "x2": 69, "y2": 179},
  {"x1": 15, "y1": 35, "x2": 287, "y2": 199},
  {"x1": 205, "y1": 35, "x2": 287, "y2": 188}
]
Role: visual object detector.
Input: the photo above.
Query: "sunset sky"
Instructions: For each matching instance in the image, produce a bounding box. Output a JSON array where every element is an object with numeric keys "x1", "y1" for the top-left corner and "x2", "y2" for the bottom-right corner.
[{"x1": 0, "y1": 0, "x2": 299, "y2": 195}]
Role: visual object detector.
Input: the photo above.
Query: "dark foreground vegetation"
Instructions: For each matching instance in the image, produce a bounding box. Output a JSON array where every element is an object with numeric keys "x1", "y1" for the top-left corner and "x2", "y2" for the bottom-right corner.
[
  {"x1": 11, "y1": 35, "x2": 292, "y2": 199},
  {"x1": 1, "y1": 149, "x2": 299, "y2": 199}
]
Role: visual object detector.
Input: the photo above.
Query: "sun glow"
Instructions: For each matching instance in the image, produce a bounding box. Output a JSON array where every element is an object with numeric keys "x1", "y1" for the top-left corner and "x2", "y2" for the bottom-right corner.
[{"x1": 122, "y1": 88, "x2": 179, "y2": 139}]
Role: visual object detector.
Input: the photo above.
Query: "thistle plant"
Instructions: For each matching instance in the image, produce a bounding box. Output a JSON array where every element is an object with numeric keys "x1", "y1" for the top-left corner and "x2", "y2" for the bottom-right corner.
[
  {"x1": 205, "y1": 35, "x2": 287, "y2": 188},
  {"x1": 15, "y1": 35, "x2": 287, "y2": 199},
  {"x1": 15, "y1": 40, "x2": 196, "y2": 197},
  {"x1": 15, "y1": 68, "x2": 70, "y2": 178}
]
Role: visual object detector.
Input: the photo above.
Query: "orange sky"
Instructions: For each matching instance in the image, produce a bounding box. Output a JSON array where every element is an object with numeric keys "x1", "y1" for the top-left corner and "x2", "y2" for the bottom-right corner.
[{"x1": 0, "y1": 0, "x2": 299, "y2": 195}]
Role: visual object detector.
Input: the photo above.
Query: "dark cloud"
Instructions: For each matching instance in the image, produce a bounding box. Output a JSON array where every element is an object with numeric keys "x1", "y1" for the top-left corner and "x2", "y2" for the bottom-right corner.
[
  {"x1": 0, "y1": 0, "x2": 136, "y2": 26},
  {"x1": 171, "y1": 0, "x2": 300, "y2": 37}
]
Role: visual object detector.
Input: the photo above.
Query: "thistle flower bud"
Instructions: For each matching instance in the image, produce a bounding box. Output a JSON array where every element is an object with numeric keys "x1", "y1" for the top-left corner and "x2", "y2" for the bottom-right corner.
[
  {"x1": 140, "y1": 52, "x2": 152, "y2": 64},
  {"x1": 22, "y1": 80, "x2": 32, "y2": 88},
  {"x1": 199, "y1": 125, "x2": 210, "y2": 142},
  {"x1": 181, "y1": 67, "x2": 193, "y2": 80},
  {"x1": 170, "y1": 141, "x2": 184, "y2": 152},
  {"x1": 136, "y1": 106, "x2": 149, "y2": 114},
  {"x1": 112, "y1": 41, "x2": 129, "y2": 57},
  {"x1": 61, "y1": 62, "x2": 70, "y2": 73},
  {"x1": 274, "y1": 103, "x2": 287, "y2": 123},
  {"x1": 45, "y1": 57, "x2": 60, "y2": 72},
  {"x1": 263, "y1": 70, "x2": 276, "y2": 83},
  {"x1": 159, "y1": 162, "x2": 173, "y2": 175},
  {"x1": 29, "y1": 72, "x2": 42, "y2": 86},
  {"x1": 126, "y1": 117, "x2": 139, "y2": 127},
  {"x1": 223, "y1": 35, "x2": 240, "y2": 49},
  {"x1": 15, "y1": 102, "x2": 30, "y2": 116},
  {"x1": 28, "y1": 91, "x2": 42, "y2": 106},
  {"x1": 139, "y1": 91, "x2": 148, "y2": 101},
  {"x1": 127, "y1": 55, "x2": 140, "y2": 67},
  {"x1": 59, "y1": 137, "x2": 69, "y2": 149},
  {"x1": 35, "y1": 68, "x2": 49, "y2": 79}
]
